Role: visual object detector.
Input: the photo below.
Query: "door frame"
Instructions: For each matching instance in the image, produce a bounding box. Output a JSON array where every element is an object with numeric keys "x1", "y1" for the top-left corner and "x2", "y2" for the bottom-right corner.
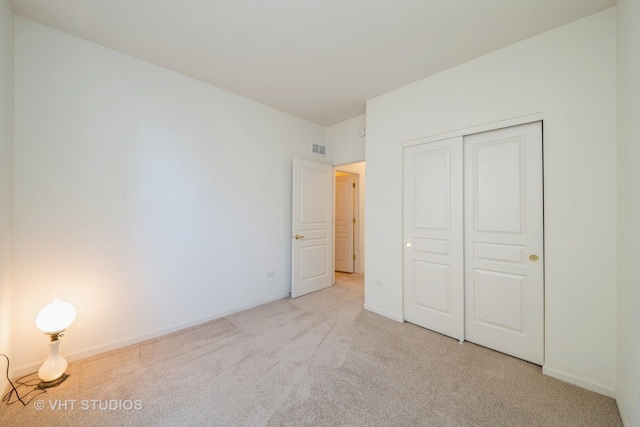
[
  {"x1": 334, "y1": 171, "x2": 357, "y2": 274},
  {"x1": 401, "y1": 112, "x2": 545, "y2": 344},
  {"x1": 333, "y1": 162, "x2": 364, "y2": 284},
  {"x1": 403, "y1": 113, "x2": 544, "y2": 148}
]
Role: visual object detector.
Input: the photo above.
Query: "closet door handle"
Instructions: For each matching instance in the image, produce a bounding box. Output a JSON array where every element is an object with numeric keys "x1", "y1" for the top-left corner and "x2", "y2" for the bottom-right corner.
[{"x1": 529, "y1": 254, "x2": 539, "y2": 262}]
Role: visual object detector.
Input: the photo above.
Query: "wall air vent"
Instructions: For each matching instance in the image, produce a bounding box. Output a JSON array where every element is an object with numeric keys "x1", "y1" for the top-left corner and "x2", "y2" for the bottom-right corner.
[{"x1": 312, "y1": 143, "x2": 326, "y2": 156}]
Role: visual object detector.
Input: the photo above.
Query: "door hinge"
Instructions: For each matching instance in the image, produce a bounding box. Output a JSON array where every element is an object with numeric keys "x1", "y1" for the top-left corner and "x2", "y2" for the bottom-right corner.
[
  {"x1": 353, "y1": 254, "x2": 356, "y2": 260},
  {"x1": 353, "y1": 218, "x2": 356, "y2": 224},
  {"x1": 352, "y1": 183, "x2": 356, "y2": 188}
]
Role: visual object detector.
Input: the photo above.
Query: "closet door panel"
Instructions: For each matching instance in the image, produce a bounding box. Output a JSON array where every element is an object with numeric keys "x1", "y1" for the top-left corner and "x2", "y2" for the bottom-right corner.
[
  {"x1": 403, "y1": 137, "x2": 464, "y2": 341},
  {"x1": 464, "y1": 122, "x2": 544, "y2": 365}
]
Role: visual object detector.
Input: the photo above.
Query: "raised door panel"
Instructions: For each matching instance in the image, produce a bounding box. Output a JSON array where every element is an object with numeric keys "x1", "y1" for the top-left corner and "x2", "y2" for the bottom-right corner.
[
  {"x1": 414, "y1": 150, "x2": 450, "y2": 231},
  {"x1": 474, "y1": 138, "x2": 524, "y2": 234}
]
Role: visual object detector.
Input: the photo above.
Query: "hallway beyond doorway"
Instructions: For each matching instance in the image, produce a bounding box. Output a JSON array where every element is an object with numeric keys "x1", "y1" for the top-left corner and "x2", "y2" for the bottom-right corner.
[{"x1": 334, "y1": 271, "x2": 363, "y2": 296}]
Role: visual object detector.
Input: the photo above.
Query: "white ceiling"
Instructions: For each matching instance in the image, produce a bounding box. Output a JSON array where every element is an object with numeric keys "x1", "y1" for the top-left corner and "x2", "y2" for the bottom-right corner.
[{"x1": 10, "y1": 0, "x2": 616, "y2": 126}]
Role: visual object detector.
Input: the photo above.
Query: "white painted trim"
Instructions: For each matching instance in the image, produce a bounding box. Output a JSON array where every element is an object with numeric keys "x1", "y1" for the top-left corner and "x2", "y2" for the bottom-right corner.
[
  {"x1": 364, "y1": 304, "x2": 404, "y2": 323},
  {"x1": 542, "y1": 365, "x2": 616, "y2": 398},
  {"x1": 334, "y1": 168, "x2": 361, "y2": 274},
  {"x1": 354, "y1": 176, "x2": 360, "y2": 274},
  {"x1": 333, "y1": 158, "x2": 365, "y2": 167},
  {"x1": 331, "y1": 171, "x2": 336, "y2": 285},
  {"x1": 13, "y1": 292, "x2": 290, "y2": 377},
  {"x1": 334, "y1": 164, "x2": 363, "y2": 175},
  {"x1": 402, "y1": 113, "x2": 544, "y2": 148},
  {"x1": 334, "y1": 162, "x2": 364, "y2": 275},
  {"x1": 0, "y1": 376, "x2": 11, "y2": 399},
  {"x1": 617, "y1": 399, "x2": 630, "y2": 427}
]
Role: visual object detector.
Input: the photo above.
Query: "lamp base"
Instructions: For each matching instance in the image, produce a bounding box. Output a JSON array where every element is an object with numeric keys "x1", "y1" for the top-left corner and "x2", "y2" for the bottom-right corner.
[{"x1": 37, "y1": 373, "x2": 69, "y2": 390}]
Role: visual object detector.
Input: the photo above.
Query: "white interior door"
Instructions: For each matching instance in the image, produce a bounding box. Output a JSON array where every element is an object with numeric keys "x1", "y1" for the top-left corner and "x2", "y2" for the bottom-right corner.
[
  {"x1": 335, "y1": 173, "x2": 355, "y2": 273},
  {"x1": 464, "y1": 122, "x2": 544, "y2": 364},
  {"x1": 403, "y1": 137, "x2": 464, "y2": 341},
  {"x1": 292, "y1": 158, "x2": 333, "y2": 298}
]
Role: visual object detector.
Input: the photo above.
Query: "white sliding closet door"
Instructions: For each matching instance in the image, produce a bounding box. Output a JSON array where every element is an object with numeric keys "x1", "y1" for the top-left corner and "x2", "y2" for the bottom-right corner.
[
  {"x1": 464, "y1": 122, "x2": 544, "y2": 364},
  {"x1": 402, "y1": 121, "x2": 544, "y2": 365},
  {"x1": 403, "y1": 137, "x2": 464, "y2": 341}
]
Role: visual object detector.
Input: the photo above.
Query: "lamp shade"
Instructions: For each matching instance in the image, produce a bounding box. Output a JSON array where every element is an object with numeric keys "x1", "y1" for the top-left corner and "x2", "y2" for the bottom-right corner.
[{"x1": 36, "y1": 296, "x2": 76, "y2": 334}]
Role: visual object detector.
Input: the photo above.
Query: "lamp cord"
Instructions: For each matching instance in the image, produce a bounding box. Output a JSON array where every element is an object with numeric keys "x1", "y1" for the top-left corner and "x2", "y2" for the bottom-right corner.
[
  {"x1": 1, "y1": 354, "x2": 45, "y2": 406},
  {"x1": 0, "y1": 354, "x2": 25, "y2": 406}
]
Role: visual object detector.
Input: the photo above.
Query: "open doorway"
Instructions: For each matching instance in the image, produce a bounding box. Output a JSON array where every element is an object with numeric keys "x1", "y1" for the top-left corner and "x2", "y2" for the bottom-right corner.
[{"x1": 333, "y1": 162, "x2": 365, "y2": 290}]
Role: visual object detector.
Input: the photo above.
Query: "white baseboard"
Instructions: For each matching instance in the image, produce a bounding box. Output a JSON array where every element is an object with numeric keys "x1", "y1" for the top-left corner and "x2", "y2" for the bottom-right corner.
[
  {"x1": 0, "y1": 377, "x2": 8, "y2": 399},
  {"x1": 617, "y1": 399, "x2": 630, "y2": 427},
  {"x1": 12, "y1": 292, "x2": 290, "y2": 378},
  {"x1": 542, "y1": 365, "x2": 616, "y2": 398},
  {"x1": 363, "y1": 304, "x2": 404, "y2": 323}
]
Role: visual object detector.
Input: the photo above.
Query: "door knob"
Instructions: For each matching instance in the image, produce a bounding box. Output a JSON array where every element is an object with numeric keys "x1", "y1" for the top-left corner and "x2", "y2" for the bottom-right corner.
[
  {"x1": 529, "y1": 254, "x2": 539, "y2": 262},
  {"x1": 406, "y1": 242, "x2": 412, "y2": 248},
  {"x1": 294, "y1": 234, "x2": 305, "y2": 240}
]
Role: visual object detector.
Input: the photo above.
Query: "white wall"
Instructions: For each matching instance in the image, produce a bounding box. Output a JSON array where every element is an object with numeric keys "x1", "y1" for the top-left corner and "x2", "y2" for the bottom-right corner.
[
  {"x1": 365, "y1": 9, "x2": 617, "y2": 396},
  {"x1": 12, "y1": 17, "x2": 326, "y2": 372},
  {"x1": 327, "y1": 114, "x2": 366, "y2": 166},
  {"x1": 0, "y1": 0, "x2": 14, "y2": 393},
  {"x1": 616, "y1": 0, "x2": 640, "y2": 424}
]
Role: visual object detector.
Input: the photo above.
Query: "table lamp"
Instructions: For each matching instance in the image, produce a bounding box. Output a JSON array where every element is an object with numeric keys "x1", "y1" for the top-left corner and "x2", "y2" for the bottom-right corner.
[{"x1": 35, "y1": 296, "x2": 76, "y2": 389}]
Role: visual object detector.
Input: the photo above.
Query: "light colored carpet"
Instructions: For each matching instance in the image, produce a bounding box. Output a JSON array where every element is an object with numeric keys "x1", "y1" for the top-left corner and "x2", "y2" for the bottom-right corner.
[{"x1": 1, "y1": 272, "x2": 622, "y2": 426}]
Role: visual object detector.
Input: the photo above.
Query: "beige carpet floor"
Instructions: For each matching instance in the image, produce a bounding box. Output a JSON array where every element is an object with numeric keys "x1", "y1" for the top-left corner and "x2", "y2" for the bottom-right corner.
[{"x1": 1, "y1": 272, "x2": 622, "y2": 426}]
